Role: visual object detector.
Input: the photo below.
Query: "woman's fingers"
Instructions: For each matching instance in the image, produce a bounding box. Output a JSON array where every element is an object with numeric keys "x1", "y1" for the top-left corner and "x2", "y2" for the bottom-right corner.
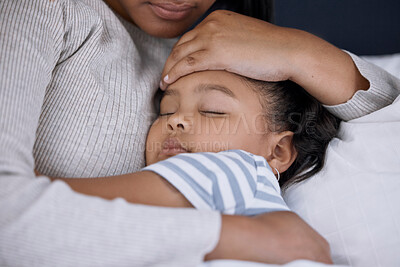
[
  {"x1": 161, "y1": 50, "x2": 216, "y2": 89},
  {"x1": 160, "y1": 38, "x2": 207, "y2": 89},
  {"x1": 162, "y1": 26, "x2": 199, "y2": 76},
  {"x1": 160, "y1": 12, "x2": 229, "y2": 89}
]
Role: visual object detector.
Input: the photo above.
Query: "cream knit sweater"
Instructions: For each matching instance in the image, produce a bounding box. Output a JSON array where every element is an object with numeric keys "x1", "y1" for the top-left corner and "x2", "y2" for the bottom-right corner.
[{"x1": 0, "y1": 0, "x2": 399, "y2": 266}]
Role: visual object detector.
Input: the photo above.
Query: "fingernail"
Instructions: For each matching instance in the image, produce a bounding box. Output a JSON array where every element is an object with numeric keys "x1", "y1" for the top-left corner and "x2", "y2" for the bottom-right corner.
[{"x1": 163, "y1": 74, "x2": 169, "y2": 82}]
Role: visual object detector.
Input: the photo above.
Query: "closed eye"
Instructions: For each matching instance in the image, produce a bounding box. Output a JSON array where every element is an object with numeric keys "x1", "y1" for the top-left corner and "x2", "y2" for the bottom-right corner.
[
  {"x1": 199, "y1": 110, "x2": 227, "y2": 116},
  {"x1": 159, "y1": 112, "x2": 175, "y2": 117}
]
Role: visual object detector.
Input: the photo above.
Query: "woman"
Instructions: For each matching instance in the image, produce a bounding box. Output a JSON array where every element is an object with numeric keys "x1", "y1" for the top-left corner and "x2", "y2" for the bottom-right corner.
[{"x1": 0, "y1": 0, "x2": 398, "y2": 266}]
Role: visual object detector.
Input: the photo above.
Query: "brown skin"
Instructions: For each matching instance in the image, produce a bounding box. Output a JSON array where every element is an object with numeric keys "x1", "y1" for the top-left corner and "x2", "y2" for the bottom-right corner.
[
  {"x1": 209, "y1": 211, "x2": 332, "y2": 264},
  {"x1": 48, "y1": 171, "x2": 193, "y2": 208}
]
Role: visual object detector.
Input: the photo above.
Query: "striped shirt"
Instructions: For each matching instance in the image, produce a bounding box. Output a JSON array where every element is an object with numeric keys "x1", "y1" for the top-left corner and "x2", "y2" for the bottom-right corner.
[{"x1": 143, "y1": 150, "x2": 290, "y2": 215}]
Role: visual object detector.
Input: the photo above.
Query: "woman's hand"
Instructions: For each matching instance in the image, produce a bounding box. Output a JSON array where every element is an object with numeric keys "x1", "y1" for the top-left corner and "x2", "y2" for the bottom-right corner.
[
  {"x1": 160, "y1": 10, "x2": 369, "y2": 106},
  {"x1": 160, "y1": 10, "x2": 292, "y2": 86},
  {"x1": 207, "y1": 211, "x2": 333, "y2": 265}
]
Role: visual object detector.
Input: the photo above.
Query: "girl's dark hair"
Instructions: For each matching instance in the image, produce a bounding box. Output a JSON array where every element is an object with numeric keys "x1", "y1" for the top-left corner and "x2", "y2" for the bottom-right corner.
[{"x1": 245, "y1": 79, "x2": 341, "y2": 189}]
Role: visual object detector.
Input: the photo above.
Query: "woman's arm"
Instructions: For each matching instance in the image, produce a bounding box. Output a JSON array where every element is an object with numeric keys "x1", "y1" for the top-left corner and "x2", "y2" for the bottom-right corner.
[
  {"x1": 159, "y1": 10, "x2": 374, "y2": 106},
  {"x1": 0, "y1": 1, "x2": 218, "y2": 266}
]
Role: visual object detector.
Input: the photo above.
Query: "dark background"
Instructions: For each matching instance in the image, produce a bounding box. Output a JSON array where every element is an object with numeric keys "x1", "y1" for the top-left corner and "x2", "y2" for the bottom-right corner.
[{"x1": 273, "y1": 0, "x2": 400, "y2": 55}]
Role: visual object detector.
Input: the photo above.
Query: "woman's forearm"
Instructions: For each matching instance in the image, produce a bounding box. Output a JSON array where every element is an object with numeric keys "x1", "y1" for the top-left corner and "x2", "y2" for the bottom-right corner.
[
  {"x1": 48, "y1": 171, "x2": 193, "y2": 208},
  {"x1": 288, "y1": 28, "x2": 370, "y2": 105}
]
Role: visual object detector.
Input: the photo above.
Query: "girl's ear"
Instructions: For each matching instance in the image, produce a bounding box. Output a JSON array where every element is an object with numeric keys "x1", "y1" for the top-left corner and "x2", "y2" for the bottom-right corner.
[{"x1": 266, "y1": 131, "x2": 297, "y2": 176}]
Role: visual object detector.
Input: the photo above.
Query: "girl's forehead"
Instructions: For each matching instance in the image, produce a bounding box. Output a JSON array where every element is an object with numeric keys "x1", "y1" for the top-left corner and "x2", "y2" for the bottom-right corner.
[
  {"x1": 162, "y1": 71, "x2": 263, "y2": 113},
  {"x1": 167, "y1": 70, "x2": 252, "y2": 97}
]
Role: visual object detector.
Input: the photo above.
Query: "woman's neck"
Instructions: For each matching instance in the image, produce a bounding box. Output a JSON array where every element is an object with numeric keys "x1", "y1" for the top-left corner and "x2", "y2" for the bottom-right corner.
[{"x1": 103, "y1": 0, "x2": 133, "y2": 23}]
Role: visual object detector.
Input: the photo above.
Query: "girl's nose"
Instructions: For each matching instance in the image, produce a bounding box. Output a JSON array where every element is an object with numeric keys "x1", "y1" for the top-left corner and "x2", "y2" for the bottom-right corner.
[{"x1": 167, "y1": 113, "x2": 192, "y2": 133}]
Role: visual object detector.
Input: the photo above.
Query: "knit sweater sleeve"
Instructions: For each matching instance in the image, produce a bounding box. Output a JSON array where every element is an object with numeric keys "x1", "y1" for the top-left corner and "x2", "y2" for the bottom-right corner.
[
  {"x1": 0, "y1": 1, "x2": 220, "y2": 266},
  {"x1": 324, "y1": 51, "x2": 400, "y2": 121}
]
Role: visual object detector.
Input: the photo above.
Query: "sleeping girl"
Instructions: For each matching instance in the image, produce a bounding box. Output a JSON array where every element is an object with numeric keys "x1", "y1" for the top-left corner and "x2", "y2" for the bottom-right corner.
[
  {"x1": 54, "y1": 69, "x2": 339, "y2": 216},
  {"x1": 141, "y1": 69, "x2": 339, "y2": 214},
  {"x1": 42, "y1": 69, "x2": 343, "y2": 263}
]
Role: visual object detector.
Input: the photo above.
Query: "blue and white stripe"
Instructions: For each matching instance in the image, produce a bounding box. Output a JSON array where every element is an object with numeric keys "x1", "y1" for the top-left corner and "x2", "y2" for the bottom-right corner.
[{"x1": 143, "y1": 150, "x2": 289, "y2": 215}]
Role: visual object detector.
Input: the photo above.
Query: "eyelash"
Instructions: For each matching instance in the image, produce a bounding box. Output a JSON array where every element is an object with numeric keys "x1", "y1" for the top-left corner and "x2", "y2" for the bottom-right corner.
[
  {"x1": 159, "y1": 111, "x2": 226, "y2": 117},
  {"x1": 199, "y1": 110, "x2": 226, "y2": 116},
  {"x1": 159, "y1": 112, "x2": 174, "y2": 117}
]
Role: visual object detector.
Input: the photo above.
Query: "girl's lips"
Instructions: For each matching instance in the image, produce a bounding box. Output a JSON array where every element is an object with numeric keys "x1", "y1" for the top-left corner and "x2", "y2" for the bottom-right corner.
[
  {"x1": 160, "y1": 138, "x2": 188, "y2": 156},
  {"x1": 149, "y1": 2, "x2": 194, "y2": 21}
]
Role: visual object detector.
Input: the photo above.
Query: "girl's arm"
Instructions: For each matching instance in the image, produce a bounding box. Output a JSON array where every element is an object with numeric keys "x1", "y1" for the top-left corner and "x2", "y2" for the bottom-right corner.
[
  {"x1": 47, "y1": 171, "x2": 193, "y2": 208},
  {"x1": 51, "y1": 151, "x2": 291, "y2": 215}
]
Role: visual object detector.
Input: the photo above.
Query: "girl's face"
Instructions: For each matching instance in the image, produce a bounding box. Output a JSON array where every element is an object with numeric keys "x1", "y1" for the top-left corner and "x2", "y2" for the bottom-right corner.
[
  {"x1": 146, "y1": 71, "x2": 276, "y2": 165},
  {"x1": 104, "y1": 0, "x2": 216, "y2": 38}
]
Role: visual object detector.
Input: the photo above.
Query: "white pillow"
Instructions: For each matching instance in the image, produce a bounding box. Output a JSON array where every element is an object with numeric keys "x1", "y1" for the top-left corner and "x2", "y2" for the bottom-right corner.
[{"x1": 283, "y1": 94, "x2": 400, "y2": 266}]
